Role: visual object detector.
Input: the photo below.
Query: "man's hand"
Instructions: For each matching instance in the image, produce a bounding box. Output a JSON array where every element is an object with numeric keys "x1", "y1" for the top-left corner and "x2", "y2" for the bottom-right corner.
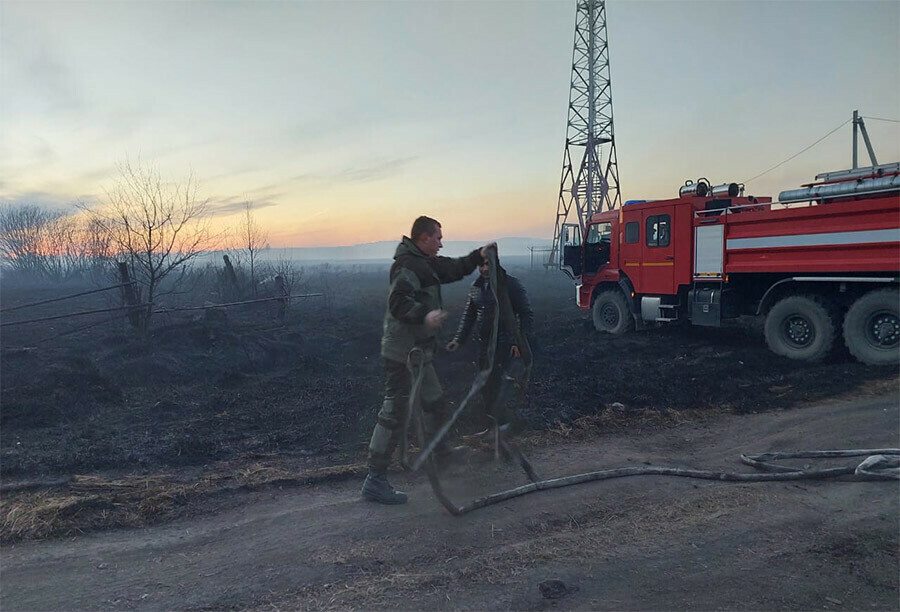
[
  {"x1": 445, "y1": 340, "x2": 460, "y2": 352},
  {"x1": 424, "y1": 309, "x2": 448, "y2": 329},
  {"x1": 510, "y1": 345, "x2": 521, "y2": 358},
  {"x1": 479, "y1": 242, "x2": 498, "y2": 260}
]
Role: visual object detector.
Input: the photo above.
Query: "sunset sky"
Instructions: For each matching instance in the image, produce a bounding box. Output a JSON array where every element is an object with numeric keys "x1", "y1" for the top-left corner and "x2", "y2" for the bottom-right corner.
[{"x1": 1, "y1": 1, "x2": 898, "y2": 248}]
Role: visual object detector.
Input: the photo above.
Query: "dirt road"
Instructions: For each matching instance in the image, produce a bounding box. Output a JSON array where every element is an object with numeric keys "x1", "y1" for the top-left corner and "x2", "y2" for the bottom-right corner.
[{"x1": 2, "y1": 394, "x2": 898, "y2": 611}]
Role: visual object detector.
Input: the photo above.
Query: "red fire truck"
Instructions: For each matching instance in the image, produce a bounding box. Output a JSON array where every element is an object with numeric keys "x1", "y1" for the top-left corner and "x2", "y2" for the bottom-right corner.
[{"x1": 560, "y1": 163, "x2": 900, "y2": 365}]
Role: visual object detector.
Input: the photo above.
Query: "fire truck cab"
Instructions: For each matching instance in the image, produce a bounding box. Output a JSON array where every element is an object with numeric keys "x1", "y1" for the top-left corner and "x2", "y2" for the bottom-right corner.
[{"x1": 561, "y1": 166, "x2": 900, "y2": 365}]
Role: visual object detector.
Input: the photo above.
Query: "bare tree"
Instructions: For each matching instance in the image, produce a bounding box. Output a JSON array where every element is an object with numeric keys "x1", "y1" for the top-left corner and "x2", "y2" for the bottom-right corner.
[
  {"x1": 238, "y1": 201, "x2": 268, "y2": 296},
  {"x1": 82, "y1": 160, "x2": 215, "y2": 328},
  {"x1": 40, "y1": 213, "x2": 73, "y2": 279},
  {"x1": 271, "y1": 252, "x2": 301, "y2": 296},
  {"x1": 1, "y1": 204, "x2": 116, "y2": 280},
  {"x1": 0, "y1": 204, "x2": 63, "y2": 275}
]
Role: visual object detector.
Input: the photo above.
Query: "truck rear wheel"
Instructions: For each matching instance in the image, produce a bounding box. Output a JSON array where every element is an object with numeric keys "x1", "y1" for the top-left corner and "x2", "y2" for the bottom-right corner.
[
  {"x1": 764, "y1": 295, "x2": 837, "y2": 362},
  {"x1": 843, "y1": 288, "x2": 899, "y2": 365},
  {"x1": 592, "y1": 290, "x2": 634, "y2": 335}
]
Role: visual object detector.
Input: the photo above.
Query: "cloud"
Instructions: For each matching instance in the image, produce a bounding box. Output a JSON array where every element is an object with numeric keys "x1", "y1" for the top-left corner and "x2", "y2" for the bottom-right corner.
[
  {"x1": 247, "y1": 183, "x2": 287, "y2": 197},
  {"x1": 77, "y1": 165, "x2": 117, "y2": 184},
  {"x1": 292, "y1": 156, "x2": 416, "y2": 185},
  {"x1": 285, "y1": 112, "x2": 376, "y2": 146},
  {"x1": 0, "y1": 191, "x2": 96, "y2": 213},
  {"x1": 206, "y1": 197, "x2": 280, "y2": 217},
  {"x1": 337, "y1": 157, "x2": 415, "y2": 183},
  {"x1": 1, "y1": 24, "x2": 84, "y2": 116},
  {"x1": 0, "y1": 135, "x2": 60, "y2": 175},
  {"x1": 205, "y1": 165, "x2": 263, "y2": 183},
  {"x1": 0, "y1": 190, "x2": 277, "y2": 219}
]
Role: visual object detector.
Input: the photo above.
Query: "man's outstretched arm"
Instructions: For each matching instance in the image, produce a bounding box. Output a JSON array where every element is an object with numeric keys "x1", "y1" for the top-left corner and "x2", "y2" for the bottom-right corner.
[
  {"x1": 432, "y1": 243, "x2": 497, "y2": 284},
  {"x1": 448, "y1": 289, "x2": 477, "y2": 350}
]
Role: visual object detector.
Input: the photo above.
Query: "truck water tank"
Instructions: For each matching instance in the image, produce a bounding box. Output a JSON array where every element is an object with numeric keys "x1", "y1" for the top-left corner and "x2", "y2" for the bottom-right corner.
[
  {"x1": 679, "y1": 179, "x2": 710, "y2": 197},
  {"x1": 711, "y1": 183, "x2": 741, "y2": 198},
  {"x1": 778, "y1": 174, "x2": 900, "y2": 203}
]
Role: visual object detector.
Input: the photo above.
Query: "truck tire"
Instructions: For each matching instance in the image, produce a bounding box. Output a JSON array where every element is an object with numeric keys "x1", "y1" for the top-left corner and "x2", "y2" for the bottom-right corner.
[
  {"x1": 592, "y1": 290, "x2": 634, "y2": 335},
  {"x1": 764, "y1": 295, "x2": 837, "y2": 362},
  {"x1": 843, "y1": 288, "x2": 899, "y2": 365}
]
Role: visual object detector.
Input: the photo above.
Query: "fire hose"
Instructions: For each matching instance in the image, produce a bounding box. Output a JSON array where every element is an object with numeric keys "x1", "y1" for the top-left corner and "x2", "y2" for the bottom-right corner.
[{"x1": 402, "y1": 248, "x2": 900, "y2": 516}]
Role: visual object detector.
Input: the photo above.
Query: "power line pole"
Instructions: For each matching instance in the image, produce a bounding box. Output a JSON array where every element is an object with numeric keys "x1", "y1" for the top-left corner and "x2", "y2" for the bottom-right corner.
[
  {"x1": 548, "y1": 0, "x2": 621, "y2": 267},
  {"x1": 852, "y1": 109, "x2": 879, "y2": 169}
]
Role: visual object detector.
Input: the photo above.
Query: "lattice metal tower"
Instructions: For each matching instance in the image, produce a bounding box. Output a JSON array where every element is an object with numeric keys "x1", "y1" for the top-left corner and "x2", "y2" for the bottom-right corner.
[{"x1": 548, "y1": 0, "x2": 621, "y2": 266}]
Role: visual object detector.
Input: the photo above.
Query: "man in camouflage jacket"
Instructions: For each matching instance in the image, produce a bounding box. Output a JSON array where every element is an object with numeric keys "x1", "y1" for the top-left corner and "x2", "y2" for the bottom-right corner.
[{"x1": 362, "y1": 215, "x2": 494, "y2": 505}]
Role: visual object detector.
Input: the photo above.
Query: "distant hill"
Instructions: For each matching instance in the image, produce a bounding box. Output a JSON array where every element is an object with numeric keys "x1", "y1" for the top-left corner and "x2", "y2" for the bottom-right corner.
[{"x1": 220, "y1": 237, "x2": 553, "y2": 264}]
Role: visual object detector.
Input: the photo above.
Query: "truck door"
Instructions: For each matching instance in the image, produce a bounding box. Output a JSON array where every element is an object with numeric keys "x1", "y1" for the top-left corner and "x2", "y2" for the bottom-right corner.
[
  {"x1": 584, "y1": 222, "x2": 612, "y2": 275},
  {"x1": 641, "y1": 208, "x2": 676, "y2": 294},
  {"x1": 619, "y1": 213, "x2": 643, "y2": 288},
  {"x1": 560, "y1": 223, "x2": 582, "y2": 280}
]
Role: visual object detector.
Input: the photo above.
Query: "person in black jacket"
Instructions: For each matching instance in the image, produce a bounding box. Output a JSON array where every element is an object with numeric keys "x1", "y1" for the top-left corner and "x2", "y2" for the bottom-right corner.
[{"x1": 446, "y1": 259, "x2": 533, "y2": 427}]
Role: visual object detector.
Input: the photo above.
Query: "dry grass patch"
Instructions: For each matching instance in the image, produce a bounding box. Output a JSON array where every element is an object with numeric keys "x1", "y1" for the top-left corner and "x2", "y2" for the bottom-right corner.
[
  {"x1": 0, "y1": 461, "x2": 365, "y2": 543},
  {"x1": 544, "y1": 404, "x2": 714, "y2": 441}
]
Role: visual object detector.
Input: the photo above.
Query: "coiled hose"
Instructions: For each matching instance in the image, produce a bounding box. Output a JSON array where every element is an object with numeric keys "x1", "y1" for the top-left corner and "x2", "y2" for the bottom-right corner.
[{"x1": 403, "y1": 248, "x2": 900, "y2": 516}]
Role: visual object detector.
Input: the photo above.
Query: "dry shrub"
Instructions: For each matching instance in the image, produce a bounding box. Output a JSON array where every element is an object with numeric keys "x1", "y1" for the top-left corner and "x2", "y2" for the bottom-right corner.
[
  {"x1": 546, "y1": 404, "x2": 713, "y2": 440},
  {"x1": 1, "y1": 491, "x2": 102, "y2": 541},
  {"x1": 0, "y1": 462, "x2": 366, "y2": 544}
]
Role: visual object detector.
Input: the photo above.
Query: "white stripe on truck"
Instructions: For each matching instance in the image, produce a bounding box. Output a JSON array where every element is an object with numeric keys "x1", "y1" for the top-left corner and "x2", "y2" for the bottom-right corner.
[{"x1": 727, "y1": 228, "x2": 900, "y2": 250}]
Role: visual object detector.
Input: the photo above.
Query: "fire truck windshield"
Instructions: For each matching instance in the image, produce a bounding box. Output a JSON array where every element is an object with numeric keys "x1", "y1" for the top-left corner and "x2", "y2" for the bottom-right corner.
[
  {"x1": 586, "y1": 223, "x2": 611, "y2": 245},
  {"x1": 585, "y1": 222, "x2": 612, "y2": 273}
]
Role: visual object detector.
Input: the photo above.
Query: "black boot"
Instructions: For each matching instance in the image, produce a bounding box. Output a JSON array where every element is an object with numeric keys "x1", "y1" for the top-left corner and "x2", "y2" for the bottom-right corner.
[{"x1": 361, "y1": 471, "x2": 408, "y2": 504}]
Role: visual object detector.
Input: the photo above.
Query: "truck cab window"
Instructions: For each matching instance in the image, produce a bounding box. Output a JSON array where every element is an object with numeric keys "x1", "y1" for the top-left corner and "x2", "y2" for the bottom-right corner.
[
  {"x1": 560, "y1": 223, "x2": 582, "y2": 278},
  {"x1": 584, "y1": 222, "x2": 611, "y2": 273},
  {"x1": 625, "y1": 221, "x2": 639, "y2": 243},
  {"x1": 564, "y1": 225, "x2": 581, "y2": 247},
  {"x1": 646, "y1": 215, "x2": 671, "y2": 247}
]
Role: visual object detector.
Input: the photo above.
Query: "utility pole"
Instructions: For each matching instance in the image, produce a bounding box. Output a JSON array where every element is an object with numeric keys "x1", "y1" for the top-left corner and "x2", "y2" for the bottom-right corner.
[
  {"x1": 548, "y1": 0, "x2": 621, "y2": 267},
  {"x1": 852, "y1": 110, "x2": 879, "y2": 169}
]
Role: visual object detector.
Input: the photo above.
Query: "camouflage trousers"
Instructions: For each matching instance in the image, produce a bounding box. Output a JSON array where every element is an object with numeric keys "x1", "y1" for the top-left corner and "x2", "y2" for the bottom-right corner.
[{"x1": 367, "y1": 357, "x2": 448, "y2": 474}]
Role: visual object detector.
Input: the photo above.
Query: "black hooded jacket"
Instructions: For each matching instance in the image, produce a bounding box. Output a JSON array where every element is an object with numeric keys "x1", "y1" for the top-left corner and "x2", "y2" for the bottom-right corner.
[{"x1": 452, "y1": 273, "x2": 533, "y2": 349}]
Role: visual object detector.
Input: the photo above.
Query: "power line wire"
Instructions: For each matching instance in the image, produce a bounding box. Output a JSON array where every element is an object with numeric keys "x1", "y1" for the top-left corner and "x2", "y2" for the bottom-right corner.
[
  {"x1": 0, "y1": 303, "x2": 149, "y2": 328},
  {"x1": 863, "y1": 116, "x2": 900, "y2": 124},
  {"x1": 743, "y1": 118, "x2": 851, "y2": 185},
  {"x1": 36, "y1": 312, "x2": 123, "y2": 345},
  {"x1": 0, "y1": 281, "x2": 135, "y2": 313}
]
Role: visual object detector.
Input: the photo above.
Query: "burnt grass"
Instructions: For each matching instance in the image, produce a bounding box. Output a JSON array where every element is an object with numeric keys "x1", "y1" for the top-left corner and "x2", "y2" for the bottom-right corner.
[{"x1": 1, "y1": 264, "x2": 897, "y2": 480}]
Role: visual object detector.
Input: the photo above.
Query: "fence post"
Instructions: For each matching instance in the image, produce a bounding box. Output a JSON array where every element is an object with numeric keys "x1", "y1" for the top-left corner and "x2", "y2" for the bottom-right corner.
[
  {"x1": 222, "y1": 254, "x2": 240, "y2": 299},
  {"x1": 117, "y1": 262, "x2": 142, "y2": 329},
  {"x1": 274, "y1": 274, "x2": 288, "y2": 322}
]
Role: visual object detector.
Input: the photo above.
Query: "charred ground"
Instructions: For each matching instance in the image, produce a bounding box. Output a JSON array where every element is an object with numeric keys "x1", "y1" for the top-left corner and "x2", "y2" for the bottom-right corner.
[{"x1": 0, "y1": 262, "x2": 897, "y2": 541}]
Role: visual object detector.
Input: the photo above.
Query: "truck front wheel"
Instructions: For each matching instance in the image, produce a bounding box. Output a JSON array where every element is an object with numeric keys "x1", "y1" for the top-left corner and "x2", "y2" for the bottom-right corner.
[
  {"x1": 764, "y1": 295, "x2": 837, "y2": 362},
  {"x1": 592, "y1": 290, "x2": 635, "y2": 335},
  {"x1": 843, "y1": 288, "x2": 899, "y2": 365}
]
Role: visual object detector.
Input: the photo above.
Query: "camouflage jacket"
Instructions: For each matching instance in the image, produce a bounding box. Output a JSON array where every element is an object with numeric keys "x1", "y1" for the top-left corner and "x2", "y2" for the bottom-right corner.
[{"x1": 380, "y1": 237, "x2": 481, "y2": 363}]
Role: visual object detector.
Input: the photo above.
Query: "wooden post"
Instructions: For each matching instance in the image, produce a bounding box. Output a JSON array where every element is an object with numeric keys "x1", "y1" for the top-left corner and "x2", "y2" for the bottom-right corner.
[
  {"x1": 274, "y1": 274, "x2": 288, "y2": 322},
  {"x1": 118, "y1": 262, "x2": 142, "y2": 329},
  {"x1": 222, "y1": 254, "x2": 240, "y2": 299}
]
